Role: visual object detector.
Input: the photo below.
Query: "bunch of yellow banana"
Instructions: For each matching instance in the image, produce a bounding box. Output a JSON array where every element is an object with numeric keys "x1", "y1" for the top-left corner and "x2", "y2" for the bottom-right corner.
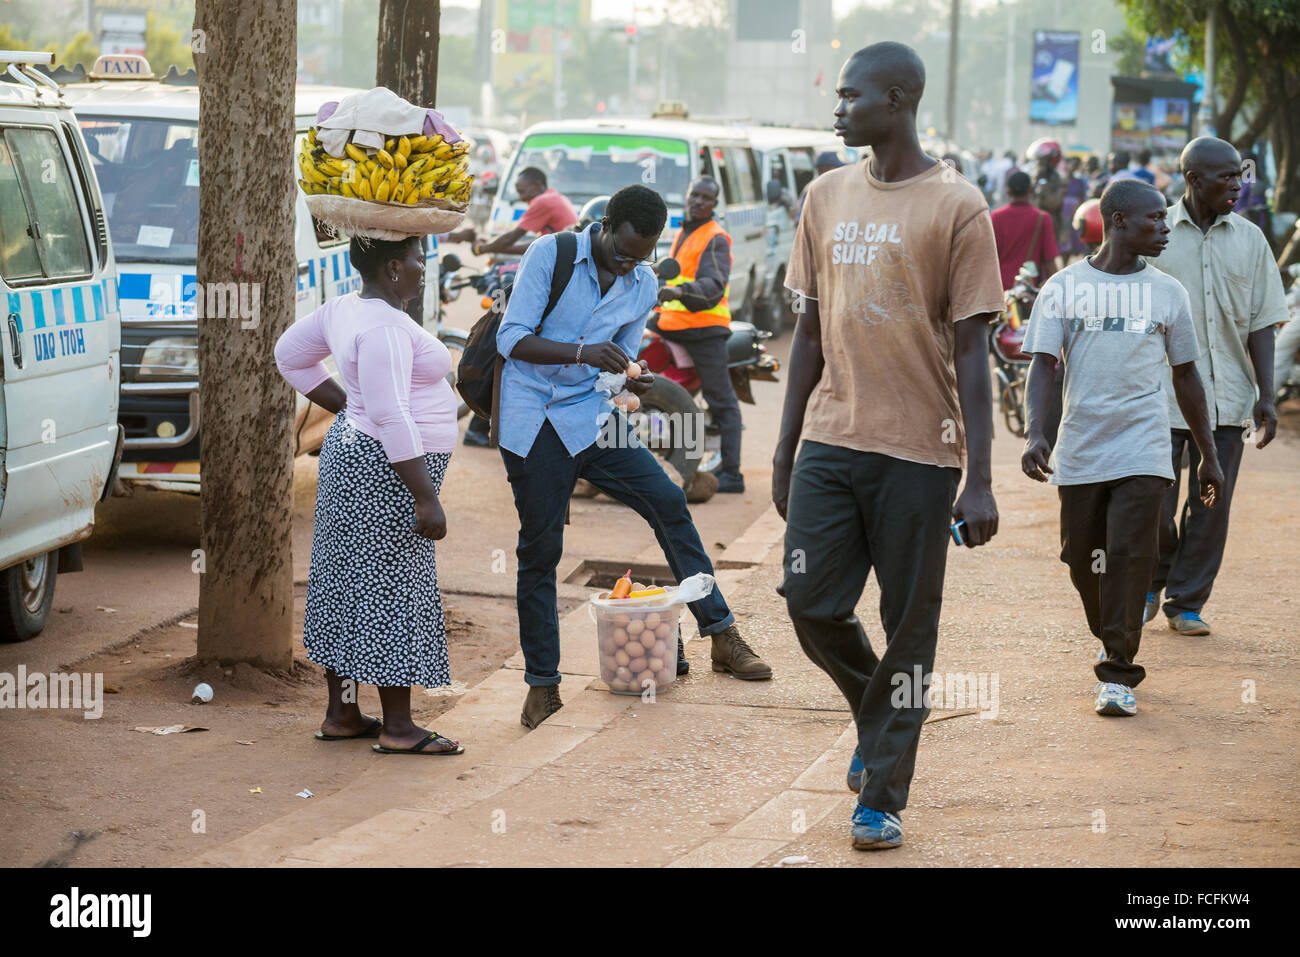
[{"x1": 297, "y1": 129, "x2": 473, "y2": 205}]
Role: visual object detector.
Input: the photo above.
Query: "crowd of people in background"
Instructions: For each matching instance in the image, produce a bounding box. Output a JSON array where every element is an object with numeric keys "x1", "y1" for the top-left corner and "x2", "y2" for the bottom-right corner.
[{"x1": 975, "y1": 140, "x2": 1274, "y2": 266}]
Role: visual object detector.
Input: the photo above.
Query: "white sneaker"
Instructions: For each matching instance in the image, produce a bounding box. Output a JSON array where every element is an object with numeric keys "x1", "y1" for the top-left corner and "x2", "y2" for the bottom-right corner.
[{"x1": 1094, "y1": 682, "x2": 1136, "y2": 717}]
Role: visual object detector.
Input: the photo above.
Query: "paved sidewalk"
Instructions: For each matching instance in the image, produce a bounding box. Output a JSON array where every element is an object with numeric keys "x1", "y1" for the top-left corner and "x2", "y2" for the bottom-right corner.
[{"x1": 195, "y1": 442, "x2": 1300, "y2": 867}]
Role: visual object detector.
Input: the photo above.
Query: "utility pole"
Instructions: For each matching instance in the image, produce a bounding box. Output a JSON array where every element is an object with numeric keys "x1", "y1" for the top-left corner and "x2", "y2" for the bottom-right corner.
[
  {"x1": 1199, "y1": 1, "x2": 1217, "y2": 136},
  {"x1": 553, "y1": 12, "x2": 565, "y2": 120},
  {"x1": 627, "y1": 24, "x2": 638, "y2": 111},
  {"x1": 946, "y1": 0, "x2": 960, "y2": 145},
  {"x1": 1002, "y1": 3, "x2": 1015, "y2": 152},
  {"x1": 475, "y1": 0, "x2": 495, "y2": 123}
]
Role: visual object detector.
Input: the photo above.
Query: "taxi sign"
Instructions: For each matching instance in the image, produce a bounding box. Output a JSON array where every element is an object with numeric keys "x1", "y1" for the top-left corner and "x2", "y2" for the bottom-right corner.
[
  {"x1": 90, "y1": 54, "x2": 154, "y2": 80},
  {"x1": 651, "y1": 100, "x2": 690, "y2": 119}
]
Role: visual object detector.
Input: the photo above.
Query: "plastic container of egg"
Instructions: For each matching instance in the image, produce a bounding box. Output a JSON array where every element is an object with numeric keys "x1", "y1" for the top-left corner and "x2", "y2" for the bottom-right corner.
[{"x1": 591, "y1": 590, "x2": 683, "y2": 695}]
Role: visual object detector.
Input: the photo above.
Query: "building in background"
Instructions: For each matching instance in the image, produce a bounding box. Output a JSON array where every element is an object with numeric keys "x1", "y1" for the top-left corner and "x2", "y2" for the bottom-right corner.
[{"x1": 724, "y1": 0, "x2": 837, "y2": 127}]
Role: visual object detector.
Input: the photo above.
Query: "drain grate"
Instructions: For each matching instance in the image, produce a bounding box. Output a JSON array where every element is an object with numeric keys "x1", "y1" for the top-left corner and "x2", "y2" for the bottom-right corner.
[{"x1": 562, "y1": 560, "x2": 678, "y2": 590}]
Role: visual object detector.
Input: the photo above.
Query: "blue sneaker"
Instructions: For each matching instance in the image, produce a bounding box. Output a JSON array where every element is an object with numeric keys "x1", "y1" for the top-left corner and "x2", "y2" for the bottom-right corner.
[
  {"x1": 846, "y1": 746, "x2": 864, "y2": 793},
  {"x1": 1094, "y1": 681, "x2": 1136, "y2": 717},
  {"x1": 1167, "y1": 612, "x2": 1210, "y2": 636},
  {"x1": 850, "y1": 804, "x2": 903, "y2": 850},
  {"x1": 1143, "y1": 592, "x2": 1159, "y2": 625}
]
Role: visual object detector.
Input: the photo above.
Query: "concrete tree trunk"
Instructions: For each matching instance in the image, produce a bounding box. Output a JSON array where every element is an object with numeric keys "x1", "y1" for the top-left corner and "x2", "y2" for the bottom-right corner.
[
  {"x1": 377, "y1": 0, "x2": 441, "y2": 326},
  {"x1": 192, "y1": 0, "x2": 297, "y2": 669}
]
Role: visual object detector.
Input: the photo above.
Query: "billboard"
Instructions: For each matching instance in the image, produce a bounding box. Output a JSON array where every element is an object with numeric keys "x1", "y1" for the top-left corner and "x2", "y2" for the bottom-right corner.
[{"x1": 1029, "y1": 30, "x2": 1080, "y2": 127}]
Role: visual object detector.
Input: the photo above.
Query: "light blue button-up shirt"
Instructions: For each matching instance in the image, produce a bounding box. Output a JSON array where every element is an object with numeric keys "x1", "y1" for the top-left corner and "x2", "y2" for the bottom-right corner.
[{"x1": 496, "y1": 223, "x2": 659, "y2": 457}]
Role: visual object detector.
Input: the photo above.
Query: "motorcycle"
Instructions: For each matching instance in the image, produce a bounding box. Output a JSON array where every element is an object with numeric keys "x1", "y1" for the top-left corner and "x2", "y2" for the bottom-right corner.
[
  {"x1": 990, "y1": 261, "x2": 1039, "y2": 437},
  {"x1": 627, "y1": 258, "x2": 780, "y2": 499}
]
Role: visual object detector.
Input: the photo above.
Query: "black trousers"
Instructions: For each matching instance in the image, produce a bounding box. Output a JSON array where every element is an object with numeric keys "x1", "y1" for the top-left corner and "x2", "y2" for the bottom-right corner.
[
  {"x1": 1059, "y1": 475, "x2": 1168, "y2": 688},
  {"x1": 780, "y1": 441, "x2": 960, "y2": 813},
  {"x1": 677, "y1": 334, "x2": 742, "y2": 474},
  {"x1": 1151, "y1": 427, "x2": 1246, "y2": 617}
]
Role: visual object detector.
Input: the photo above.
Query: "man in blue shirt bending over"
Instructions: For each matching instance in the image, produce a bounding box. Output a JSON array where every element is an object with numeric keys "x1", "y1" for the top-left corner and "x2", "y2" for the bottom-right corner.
[{"x1": 497, "y1": 184, "x2": 773, "y2": 729}]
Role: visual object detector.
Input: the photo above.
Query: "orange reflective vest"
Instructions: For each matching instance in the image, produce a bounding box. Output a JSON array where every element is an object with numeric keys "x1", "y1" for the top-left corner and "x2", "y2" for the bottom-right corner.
[{"x1": 655, "y1": 218, "x2": 732, "y2": 331}]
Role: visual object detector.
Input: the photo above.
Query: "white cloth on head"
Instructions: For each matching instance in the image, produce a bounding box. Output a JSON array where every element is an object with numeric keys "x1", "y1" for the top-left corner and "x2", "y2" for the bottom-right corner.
[{"x1": 317, "y1": 87, "x2": 433, "y2": 157}]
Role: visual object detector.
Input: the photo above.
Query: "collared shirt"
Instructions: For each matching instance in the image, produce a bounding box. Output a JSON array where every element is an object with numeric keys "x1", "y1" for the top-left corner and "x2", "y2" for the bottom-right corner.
[
  {"x1": 496, "y1": 223, "x2": 659, "y2": 457},
  {"x1": 1150, "y1": 197, "x2": 1289, "y2": 429}
]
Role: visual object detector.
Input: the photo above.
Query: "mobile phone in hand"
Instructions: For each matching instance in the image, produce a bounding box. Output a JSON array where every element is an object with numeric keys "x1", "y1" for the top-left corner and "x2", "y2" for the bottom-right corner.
[{"x1": 950, "y1": 520, "x2": 966, "y2": 546}]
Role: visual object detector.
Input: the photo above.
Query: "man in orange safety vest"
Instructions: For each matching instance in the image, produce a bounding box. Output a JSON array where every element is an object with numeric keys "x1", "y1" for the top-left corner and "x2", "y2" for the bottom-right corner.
[{"x1": 653, "y1": 176, "x2": 745, "y2": 493}]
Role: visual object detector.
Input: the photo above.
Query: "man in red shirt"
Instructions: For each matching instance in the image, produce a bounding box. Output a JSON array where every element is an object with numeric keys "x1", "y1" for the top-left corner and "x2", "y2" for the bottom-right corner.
[
  {"x1": 448, "y1": 167, "x2": 579, "y2": 257},
  {"x1": 991, "y1": 170, "x2": 1060, "y2": 290}
]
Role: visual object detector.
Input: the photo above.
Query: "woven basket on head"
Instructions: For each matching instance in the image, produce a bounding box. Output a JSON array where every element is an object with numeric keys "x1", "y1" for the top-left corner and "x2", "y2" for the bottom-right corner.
[{"x1": 305, "y1": 194, "x2": 468, "y2": 240}]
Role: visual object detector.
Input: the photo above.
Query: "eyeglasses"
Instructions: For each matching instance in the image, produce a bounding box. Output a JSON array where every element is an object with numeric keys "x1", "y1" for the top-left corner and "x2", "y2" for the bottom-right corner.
[{"x1": 609, "y1": 234, "x2": 656, "y2": 266}]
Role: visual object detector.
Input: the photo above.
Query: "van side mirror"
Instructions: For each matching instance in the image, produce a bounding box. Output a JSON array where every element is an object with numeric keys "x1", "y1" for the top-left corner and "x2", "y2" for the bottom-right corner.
[
  {"x1": 483, "y1": 180, "x2": 499, "y2": 195},
  {"x1": 765, "y1": 179, "x2": 784, "y2": 205}
]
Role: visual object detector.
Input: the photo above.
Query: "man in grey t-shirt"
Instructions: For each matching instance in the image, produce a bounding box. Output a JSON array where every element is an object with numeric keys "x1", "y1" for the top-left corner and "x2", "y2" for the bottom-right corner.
[{"x1": 1021, "y1": 179, "x2": 1224, "y2": 718}]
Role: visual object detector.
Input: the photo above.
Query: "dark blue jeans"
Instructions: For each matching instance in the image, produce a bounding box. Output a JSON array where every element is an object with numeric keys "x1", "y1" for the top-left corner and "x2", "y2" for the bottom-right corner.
[{"x1": 501, "y1": 418, "x2": 735, "y2": 687}]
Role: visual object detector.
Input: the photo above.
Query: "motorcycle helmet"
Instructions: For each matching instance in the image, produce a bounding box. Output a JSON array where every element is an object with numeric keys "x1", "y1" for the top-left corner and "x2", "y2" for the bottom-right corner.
[
  {"x1": 1026, "y1": 137, "x2": 1062, "y2": 165},
  {"x1": 1073, "y1": 198, "x2": 1104, "y2": 246},
  {"x1": 578, "y1": 195, "x2": 611, "y2": 230}
]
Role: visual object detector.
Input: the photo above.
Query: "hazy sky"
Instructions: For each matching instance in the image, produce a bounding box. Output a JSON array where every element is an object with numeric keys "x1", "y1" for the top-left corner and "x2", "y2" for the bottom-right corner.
[{"x1": 440, "y1": 0, "x2": 1004, "y2": 22}]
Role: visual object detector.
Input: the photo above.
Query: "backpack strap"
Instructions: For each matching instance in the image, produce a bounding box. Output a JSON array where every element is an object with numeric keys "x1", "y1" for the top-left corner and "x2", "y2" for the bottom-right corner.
[{"x1": 537, "y1": 230, "x2": 578, "y2": 333}]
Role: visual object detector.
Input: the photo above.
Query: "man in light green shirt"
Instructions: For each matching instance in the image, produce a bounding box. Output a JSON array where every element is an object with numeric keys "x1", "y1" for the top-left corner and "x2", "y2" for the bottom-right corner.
[{"x1": 1147, "y1": 136, "x2": 1289, "y2": 635}]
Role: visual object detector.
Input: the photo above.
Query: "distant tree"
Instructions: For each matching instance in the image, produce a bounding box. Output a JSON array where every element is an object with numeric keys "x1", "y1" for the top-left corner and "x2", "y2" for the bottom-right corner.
[
  {"x1": 60, "y1": 32, "x2": 100, "y2": 71},
  {"x1": 1115, "y1": 0, "x2": 1300, "y2": 227},
  {"x1": 146, "y1": 10, "x2": 195, "y2": 74},
  {"x1": 435, "y1": 35, "x2": 476, "y2": 109}
]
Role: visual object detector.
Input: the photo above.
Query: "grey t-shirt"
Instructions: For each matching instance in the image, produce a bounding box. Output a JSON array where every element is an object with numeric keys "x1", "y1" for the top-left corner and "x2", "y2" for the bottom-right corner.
[{"x1": 1023, "y1": 257, "x2": 1201, "y2": 485}]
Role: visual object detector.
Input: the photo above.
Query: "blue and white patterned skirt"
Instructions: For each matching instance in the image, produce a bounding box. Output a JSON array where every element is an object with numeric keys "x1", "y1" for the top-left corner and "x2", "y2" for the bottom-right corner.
[{"x1": 303, "y1": 414, "x2": 452, "y2": 688}]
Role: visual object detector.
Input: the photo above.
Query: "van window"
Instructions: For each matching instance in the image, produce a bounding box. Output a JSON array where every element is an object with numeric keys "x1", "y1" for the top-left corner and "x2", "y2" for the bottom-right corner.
[
  {"x1": 696, "y1": 144, "x2": 716, "y2": 182},
  {"x1": 79, "y1": 116, "x2": 199, "y2": 264},
  {"x1": 768, "y1": 151, "x2": 789, "y2": 194},
  {"x1": 721, "y1": 146, "x2": 760, "y2": 204},
  {"x1": 63, "y1": 121, "x2": 109, "y2": 267},
  {"x1": 0, "y1": 127, "x2": 92, "y2": 283},
  {"x1": 505, "y1": 132, "x2": 691, "y2": 208},
  {"x1": 790, "y1": 148, "x2": 815, "y2": 197}
]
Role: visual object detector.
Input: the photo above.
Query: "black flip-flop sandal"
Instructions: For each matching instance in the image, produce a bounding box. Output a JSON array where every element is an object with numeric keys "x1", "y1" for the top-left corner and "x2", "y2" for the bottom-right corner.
[
  {"x1": 372, "y1": 732, "x2": 465, "y2": 756},
  {"x1": 314, "y1": 716, "x2": 383, "y2": 741}
]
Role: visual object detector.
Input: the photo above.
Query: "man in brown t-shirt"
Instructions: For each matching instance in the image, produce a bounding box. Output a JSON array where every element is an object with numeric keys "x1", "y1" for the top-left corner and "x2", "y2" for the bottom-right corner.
[{"x1": 773, "y1": 41, "x2": 1005, "y2": 851}]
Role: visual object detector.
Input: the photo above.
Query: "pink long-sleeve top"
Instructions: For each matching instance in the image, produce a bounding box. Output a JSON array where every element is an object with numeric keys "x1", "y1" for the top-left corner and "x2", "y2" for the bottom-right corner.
[{"x1": 274, "y1": 293, "x2": 459, "y2": 462}]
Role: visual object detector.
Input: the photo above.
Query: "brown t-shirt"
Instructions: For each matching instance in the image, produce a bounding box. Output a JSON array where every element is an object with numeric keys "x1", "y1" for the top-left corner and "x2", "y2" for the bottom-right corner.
[{"x1": 785, "y1": 159, "x2": 1005, "y2": 469}]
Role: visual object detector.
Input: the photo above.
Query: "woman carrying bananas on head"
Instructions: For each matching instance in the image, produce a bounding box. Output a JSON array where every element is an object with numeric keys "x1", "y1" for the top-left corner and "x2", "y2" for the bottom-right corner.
[
  {"x1": 275, "y1": 232, "x2": 465, "y2": 756},
  {"x1": 297, "y1": 89, "x2": 472, "y2": 206}
]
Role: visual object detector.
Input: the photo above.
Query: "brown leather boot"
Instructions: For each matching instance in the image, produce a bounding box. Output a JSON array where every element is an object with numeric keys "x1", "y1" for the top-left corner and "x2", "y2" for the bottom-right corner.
[
  {"x1": 711, "y1": 625, "x2": 772, "y2": 680},
  {"x1": 520, "y1": 685, "x2": 563, "y2": 729}
]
